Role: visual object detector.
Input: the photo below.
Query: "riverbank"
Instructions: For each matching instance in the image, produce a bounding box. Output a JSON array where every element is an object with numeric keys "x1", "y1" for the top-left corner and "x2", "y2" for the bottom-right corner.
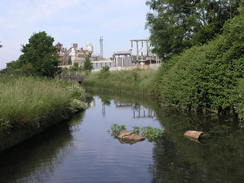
[
  {"x1": 0, "y1": 76, "x2": 87, "y2": 152},
  {"x1": 83, "y1": 11, "x2": 244, "y2": 120},
  {"x1": 83, "y1": 69, "x2": 156, "y2": 96}
]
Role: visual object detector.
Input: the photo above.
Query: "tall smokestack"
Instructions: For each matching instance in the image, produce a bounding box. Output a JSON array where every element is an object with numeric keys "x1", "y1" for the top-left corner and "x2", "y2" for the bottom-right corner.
[{"x1": 100, "y1": 36, "x2": 103, "y2": 58}]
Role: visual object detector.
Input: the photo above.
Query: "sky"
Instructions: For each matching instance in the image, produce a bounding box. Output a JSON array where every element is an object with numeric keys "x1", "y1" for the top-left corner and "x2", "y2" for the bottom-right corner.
[{"x1": 0, "y1": 0, "x2": 150, "y2": 69}]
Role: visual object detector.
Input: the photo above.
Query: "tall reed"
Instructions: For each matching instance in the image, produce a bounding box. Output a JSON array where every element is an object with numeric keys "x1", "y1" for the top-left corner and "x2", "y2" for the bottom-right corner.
[{"x1": 0, "y1": 76, "x2": 86, "y2": 132}]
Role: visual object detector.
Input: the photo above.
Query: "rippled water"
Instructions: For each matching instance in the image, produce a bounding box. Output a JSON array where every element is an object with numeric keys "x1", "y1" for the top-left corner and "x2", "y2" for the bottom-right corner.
[{"x1": 0, "y1": 93, "x2": 243, "y2": 183}]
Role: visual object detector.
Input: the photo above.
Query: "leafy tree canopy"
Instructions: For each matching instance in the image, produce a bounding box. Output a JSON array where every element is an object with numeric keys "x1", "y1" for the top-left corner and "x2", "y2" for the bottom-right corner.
[
  {"x1": 146, "y1": 0, "x2": 243, "y2": 59},
  {"x1": 4, "y1": 31, "x2": 60, "y2": 77}
]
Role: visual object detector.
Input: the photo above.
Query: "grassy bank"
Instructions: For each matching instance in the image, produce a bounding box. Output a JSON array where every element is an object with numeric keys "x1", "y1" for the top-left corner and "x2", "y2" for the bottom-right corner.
[
  {"x1": 83, "y1": 69, "x2": 156, "y2": 95},
  {"x1": 0, "y1": 76, "x2": 86, "y2": 134}
]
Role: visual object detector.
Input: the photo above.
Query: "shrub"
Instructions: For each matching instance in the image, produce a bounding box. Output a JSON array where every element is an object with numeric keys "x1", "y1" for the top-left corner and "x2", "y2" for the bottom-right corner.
[
  {"x1": 83, "y1": 57, "x2": 93, "y2": 72},
  {"x1": 156, "y1": 11, "x2": 244, "y2": 115}
]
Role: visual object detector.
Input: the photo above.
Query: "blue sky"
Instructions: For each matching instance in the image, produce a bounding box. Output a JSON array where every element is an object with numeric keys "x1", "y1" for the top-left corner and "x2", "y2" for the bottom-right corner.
[{"x1": 0, "y1": 0, "x2": 150, "y2": 69}]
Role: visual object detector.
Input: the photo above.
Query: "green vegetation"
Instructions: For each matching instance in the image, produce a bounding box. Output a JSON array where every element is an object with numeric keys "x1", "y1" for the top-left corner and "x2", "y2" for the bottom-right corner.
[
  {"x1": 2, "y1": 32, "x2": 60, "y2": 77},
  {"x1": 237, "y1": 79, "x2": 244, "y2": 119},
  {"x1": 0, "y1": 76, "x2": 86, "y2": 134},
  {"x1": 155, "y1": 9, "x2": 244, "y2": 116},
  {"x1": 111, "y1": 124, "x2": 126, "y2": 137},
  {"x1": 85, "y1": 8, "x2": 244, "y2": 120},
  {"x1": 132, "y1": 126, "x2": 164, "y2": 143},
  {"x1": 83, "y1": 69, "x2": 157, "y2": 95},
  {"x1": 59, "y1": 68, "x2": 86, "y2": 78},
  {"x1": 146, "y1": 0, "x2": 243, "y2": 59},
  {"x1": 111, "y1": 124, "x2": 165, "y2": 143},
  {"x1": 83, "y1": 57, "x2": 93, "y2": 72},
  {"x1": 100, "y1": 66, "x2": 110, "y2": 73}
]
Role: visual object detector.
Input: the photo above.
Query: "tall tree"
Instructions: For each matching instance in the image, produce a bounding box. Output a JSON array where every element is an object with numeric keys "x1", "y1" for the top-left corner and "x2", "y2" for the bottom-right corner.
[
  {"x1": 146, "y1": 0, "x2": 242, "y2": 59},
  {"x1": 17, "y1": 31, "x2": 60, "y2": 77},
  {"x1": 83, "y1": 57, "x2": 93, "y2": 72}
]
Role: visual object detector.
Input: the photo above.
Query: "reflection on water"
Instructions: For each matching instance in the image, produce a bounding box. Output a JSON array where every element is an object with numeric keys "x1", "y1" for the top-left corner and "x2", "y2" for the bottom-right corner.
[
  {"x1": 151, "y1": 132, "x2": 244, "y2": 183},
  {"x1": 152, "y1": 105, "x2": 244, "y2": 183},
  {"x1": 0, "y1": 92, "x2": 243, "y2": 183},
  {"x1": 132, "y1": 105, "x2": 156, "y2": 119},
  {"x1": 0, "y1": 123, "x2": 73, "y2": 183}
]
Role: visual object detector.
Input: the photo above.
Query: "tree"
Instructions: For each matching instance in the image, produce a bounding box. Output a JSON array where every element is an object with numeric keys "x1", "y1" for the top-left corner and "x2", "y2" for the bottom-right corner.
[
  {"x1": 6, "y1": 31, "x2": 60, "y2": 77},
  {"x1": 83, "y1": 57, "x2": 93, "y2": 72},
  {"x1": 146, "y1": 0, "x2": 242, "y2": 60}
]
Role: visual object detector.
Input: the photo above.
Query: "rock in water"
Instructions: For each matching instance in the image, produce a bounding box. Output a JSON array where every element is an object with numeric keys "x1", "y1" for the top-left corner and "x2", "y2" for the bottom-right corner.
[{"x1": 117, "y1": 130, "x2": 145, "y2": 144}]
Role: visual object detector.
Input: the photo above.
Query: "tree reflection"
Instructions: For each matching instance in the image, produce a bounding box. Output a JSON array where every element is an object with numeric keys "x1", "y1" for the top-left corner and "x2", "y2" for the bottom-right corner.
[{"x1": 150, "y1": 108, "x2": 244, "y2": 183}]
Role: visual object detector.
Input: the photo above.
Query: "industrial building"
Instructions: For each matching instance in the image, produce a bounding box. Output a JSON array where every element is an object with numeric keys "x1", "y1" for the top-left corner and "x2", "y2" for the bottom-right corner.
[
  {"x1": 56, "y1": 38, "x2": 160, "y2": 71},
  {"x1": 55, "y1": 42, "x2": 94, "y2": 67}
]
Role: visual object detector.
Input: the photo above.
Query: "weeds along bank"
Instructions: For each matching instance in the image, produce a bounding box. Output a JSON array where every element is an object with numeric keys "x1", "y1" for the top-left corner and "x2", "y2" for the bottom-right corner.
[
  {"x1": 155, "y1": 9, "x2": 244, "y2": 119},
  {"x1": 83, "y1": 68, "x2": 157, "y2": 95},
  {"x1": 0, "y1": 76, "x2": 87, "y2": 152}
]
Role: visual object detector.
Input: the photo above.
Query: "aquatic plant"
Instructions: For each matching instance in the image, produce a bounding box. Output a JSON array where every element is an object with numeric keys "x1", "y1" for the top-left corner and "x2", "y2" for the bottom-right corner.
[
  {"x1": 111, "y1": 124, "x2": 126, "y2": 137},
  {"x1": 111, "y1": 124, "x2": 164, "y2": 143},
  {"x1": 133, "y1": 126, "x2": 164, "y2": 143}
]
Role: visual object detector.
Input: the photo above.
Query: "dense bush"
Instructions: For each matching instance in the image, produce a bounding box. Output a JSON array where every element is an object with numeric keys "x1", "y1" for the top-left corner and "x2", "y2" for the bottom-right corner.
[
  {"x1": 237, "y1": 79, "x2": 244, "y2": 119},
  {"x1": 156, "y1": 10, "x2": 244, "y2": 115}
]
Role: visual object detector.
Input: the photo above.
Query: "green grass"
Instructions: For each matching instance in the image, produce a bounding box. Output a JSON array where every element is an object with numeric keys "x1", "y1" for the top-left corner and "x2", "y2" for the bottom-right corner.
[
  {"x1": 83, "y1": 69, "x2": 157, "y2": 95},
  {"x1": 0, "y1": 76, "x2": 86, "y2": 133}
]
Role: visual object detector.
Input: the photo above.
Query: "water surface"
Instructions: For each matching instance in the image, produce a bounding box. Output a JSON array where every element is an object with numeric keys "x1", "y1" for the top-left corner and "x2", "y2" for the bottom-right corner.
[{"x1": 0, "y1": 94, "x2": 243, "y2": 183}]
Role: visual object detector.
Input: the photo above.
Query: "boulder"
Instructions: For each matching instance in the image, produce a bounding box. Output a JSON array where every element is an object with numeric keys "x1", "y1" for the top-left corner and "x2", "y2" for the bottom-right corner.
[
  {"x1": 184, "y1": 130, "x2": 204, "y2": 140},
  {"x1": 117, "y1": 130, "x2": 145, "y2": 144}
]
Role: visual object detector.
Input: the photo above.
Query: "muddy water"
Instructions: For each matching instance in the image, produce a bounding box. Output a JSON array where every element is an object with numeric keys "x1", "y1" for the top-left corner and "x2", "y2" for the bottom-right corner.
[{"x1": 0, "y1": 93, "x2": 243, "y2": 183}]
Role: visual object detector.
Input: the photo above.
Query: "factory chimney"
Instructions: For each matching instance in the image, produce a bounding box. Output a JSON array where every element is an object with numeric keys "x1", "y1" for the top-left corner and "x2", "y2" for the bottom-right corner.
[{"x1": 99, "y1": 36, "x2": 103, "y2": 58}]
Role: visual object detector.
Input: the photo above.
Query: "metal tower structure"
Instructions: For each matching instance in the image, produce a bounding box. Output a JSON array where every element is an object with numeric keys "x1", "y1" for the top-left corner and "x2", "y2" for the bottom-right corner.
[{"x1": 99, "y1": 36, "x2": 103, "y2": 58}]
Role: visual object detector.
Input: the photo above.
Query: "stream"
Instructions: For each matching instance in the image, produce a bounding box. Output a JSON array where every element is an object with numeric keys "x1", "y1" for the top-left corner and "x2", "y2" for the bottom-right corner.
[{"x1": 0, "y1": 92, "x2": 243, "y2": 183}]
